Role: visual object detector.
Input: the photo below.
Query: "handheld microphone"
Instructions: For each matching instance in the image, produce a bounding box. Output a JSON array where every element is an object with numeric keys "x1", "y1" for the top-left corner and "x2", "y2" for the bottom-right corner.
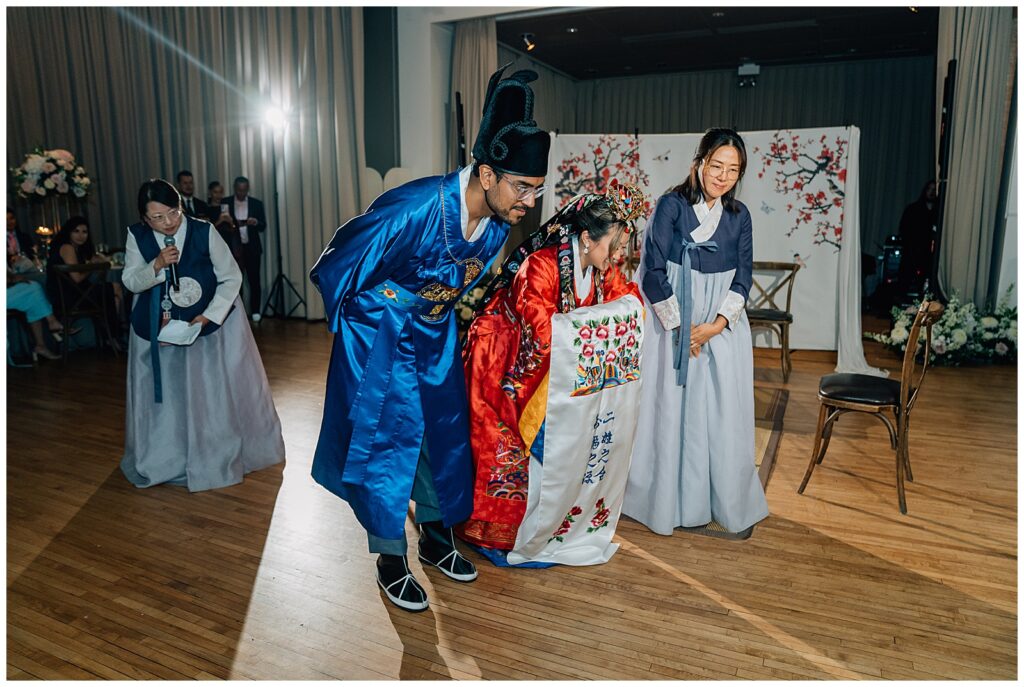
[{"x1": 163, "y1": 234, "x2": 179, "y2": 291}]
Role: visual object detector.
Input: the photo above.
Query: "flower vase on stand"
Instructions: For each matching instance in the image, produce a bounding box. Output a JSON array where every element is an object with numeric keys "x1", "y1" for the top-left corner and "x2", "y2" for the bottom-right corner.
[{"x1": 12, "y1": 147, "x2": 93, "y2": 264}]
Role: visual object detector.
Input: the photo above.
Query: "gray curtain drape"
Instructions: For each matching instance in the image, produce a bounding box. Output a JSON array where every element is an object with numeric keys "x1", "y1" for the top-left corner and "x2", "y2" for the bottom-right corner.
[
  {"x1": 448, "y1": 18, "x2": 496, "y2": 171},
  {"x1": 572, "y1": 57, "x2": 936, "y2": 258},
  {"x1": 7, "y1": 7, "x2": 364, "y2": 320},
  {"x1": 936, "y1": 7, "x2": 1016, "y2": 307}
]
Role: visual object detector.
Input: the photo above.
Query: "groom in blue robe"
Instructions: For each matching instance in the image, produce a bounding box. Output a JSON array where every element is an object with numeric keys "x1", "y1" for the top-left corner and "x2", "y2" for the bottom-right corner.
[{"x1": 310, "y1": 65, "x2": 551, "y2": 612}]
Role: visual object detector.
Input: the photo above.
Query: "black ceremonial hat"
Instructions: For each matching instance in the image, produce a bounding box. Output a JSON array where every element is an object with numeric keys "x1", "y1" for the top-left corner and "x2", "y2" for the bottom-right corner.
[{"x1": 471, "y1": 63, "x2": 551, "y2": 177}]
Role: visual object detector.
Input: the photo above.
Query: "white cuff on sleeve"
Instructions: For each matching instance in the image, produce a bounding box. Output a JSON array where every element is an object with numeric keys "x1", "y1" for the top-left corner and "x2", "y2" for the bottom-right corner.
[
  {"x1": 650, "y1": 296, "x2": 681, "y2": 331},
  {"x1": 717, "y1": 290, "x2": 746, "y2": 329}
]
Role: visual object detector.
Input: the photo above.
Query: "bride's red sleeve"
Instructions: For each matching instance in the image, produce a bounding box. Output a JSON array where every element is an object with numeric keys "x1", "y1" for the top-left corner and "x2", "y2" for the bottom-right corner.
[{"x1": 603, "y1": 264, "x2": 643, "y2": 304}]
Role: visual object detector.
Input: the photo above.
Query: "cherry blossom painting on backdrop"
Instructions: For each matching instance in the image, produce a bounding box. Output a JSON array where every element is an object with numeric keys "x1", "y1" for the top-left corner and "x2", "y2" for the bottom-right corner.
[{"x1": 542, "y1": 127, "x2": 862, "y2": 352}]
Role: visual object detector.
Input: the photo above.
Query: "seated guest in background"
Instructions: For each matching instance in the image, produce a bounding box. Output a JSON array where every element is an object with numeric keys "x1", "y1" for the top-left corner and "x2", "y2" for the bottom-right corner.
[
  {"x1": 6, "y1": 267, "x2": 68, "y2": 360},
  {"x1": 120, "y1": 178, "x2": 285, "y2": 492},
  {"x1": 224, "y1": 175, "x2": 267, "y2": 321},
  {"x1": 206, "y1": 180, "x2": 242, "y2": 266},
  {"x1": 458, "y1": 186, "x2": 644, "y2": 562},
  {"x1": 47, "y1": 216, "x2": 124, "y2": 339},
  {"x1": 7, "y1": 208, "x2": 38, "y2": 268},
  {"x1": 175, "y1": 170, "x2": 210, "y2": 220},
  {"x1": 623, "y1": 128, "x2": 768, "y2": 536},
  {"x1": 48, "y1": 215, "x2": 106, "y2": 276}
]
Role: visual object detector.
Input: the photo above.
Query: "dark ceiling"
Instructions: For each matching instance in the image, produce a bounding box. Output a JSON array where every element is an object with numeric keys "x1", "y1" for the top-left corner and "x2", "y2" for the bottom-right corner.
[{"x1": 496, "y1": 6, "x2": 940, "y2": 80}]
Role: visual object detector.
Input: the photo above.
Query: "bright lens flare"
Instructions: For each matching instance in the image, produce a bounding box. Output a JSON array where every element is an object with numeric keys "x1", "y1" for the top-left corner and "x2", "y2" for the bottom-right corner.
[{"x1": 265, "y1": 107, "x2": 287, "y2": 130}]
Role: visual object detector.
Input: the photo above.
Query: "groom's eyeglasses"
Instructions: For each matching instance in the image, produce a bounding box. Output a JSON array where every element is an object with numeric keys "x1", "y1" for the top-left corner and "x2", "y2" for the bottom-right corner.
[{"x1": 498, "y1": 176, "x2": 546, "y2": 201}]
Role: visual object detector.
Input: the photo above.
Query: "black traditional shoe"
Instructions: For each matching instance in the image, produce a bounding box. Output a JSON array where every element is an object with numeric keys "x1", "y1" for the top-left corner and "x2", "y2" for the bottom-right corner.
[
  {"x1": 417, "y1": 521, "x2": 478, "y2": 582},
  {"x1": 376, "y1": 554, "x2": 428, "y2": 612}
]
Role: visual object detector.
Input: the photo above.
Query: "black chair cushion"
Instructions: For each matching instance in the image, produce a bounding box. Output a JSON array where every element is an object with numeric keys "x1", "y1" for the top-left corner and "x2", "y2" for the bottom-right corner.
[
  {"x1": 746, "y1": 308, "x2": 793, "y2": 323},
  {"x1": 819, "y1": 373, "x2": 902, "y2": 406}
]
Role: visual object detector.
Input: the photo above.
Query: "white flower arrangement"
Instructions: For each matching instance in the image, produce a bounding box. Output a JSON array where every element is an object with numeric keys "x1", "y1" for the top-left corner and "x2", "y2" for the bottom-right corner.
[
  {"x1": 868, "y1": 285, "x2": 1017, "y2": 365},
  {"x1": 11, "y1": 147, "x2": 92, "y2": 199}
]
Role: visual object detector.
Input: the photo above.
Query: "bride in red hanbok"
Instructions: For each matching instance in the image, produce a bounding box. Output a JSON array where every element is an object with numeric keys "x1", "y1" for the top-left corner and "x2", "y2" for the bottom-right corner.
[{"x1": 458, "y1": 183, "x2": 646, "y2": 562}]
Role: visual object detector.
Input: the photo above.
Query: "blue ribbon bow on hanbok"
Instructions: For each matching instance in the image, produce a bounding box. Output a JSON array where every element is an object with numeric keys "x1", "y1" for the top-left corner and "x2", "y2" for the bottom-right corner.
[{"x1": 670, "y1": 238, "x2": 718, "y2": 386}]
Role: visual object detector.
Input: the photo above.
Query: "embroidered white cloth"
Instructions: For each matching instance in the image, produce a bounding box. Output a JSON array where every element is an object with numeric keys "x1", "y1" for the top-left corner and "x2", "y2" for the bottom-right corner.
[{"x1": 507, "y1": 294, "x2": 645, "y2": 566}]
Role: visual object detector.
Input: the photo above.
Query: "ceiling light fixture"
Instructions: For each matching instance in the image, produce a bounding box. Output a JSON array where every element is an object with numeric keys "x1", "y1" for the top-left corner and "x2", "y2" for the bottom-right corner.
[
  {"x1": 566, "y1": 27, "x2": 578, "y2": 34},
  {"x1": 522, "y1": 33, "x2": 536, "y2": 52}
]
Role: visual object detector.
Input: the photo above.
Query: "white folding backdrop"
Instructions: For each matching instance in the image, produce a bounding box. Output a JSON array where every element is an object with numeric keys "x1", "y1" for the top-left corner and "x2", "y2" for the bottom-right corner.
[{"x1": 541, "y1": 126, "x2": 883, "y2": 375}]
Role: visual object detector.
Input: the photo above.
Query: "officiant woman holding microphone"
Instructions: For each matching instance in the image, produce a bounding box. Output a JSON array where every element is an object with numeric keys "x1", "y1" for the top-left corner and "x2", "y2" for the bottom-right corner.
[{"x1": 119, "y1": 178, "x2": 284, "y2": 492}]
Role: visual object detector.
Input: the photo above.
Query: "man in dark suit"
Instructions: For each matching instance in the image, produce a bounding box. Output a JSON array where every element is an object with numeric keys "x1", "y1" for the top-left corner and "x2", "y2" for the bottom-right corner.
[
  {"x1": 175, "y1": 170, "x2": 210, "y2": 220},
  {"x1": 225, "y1": 176, "x2": 267, "y2": 321}
]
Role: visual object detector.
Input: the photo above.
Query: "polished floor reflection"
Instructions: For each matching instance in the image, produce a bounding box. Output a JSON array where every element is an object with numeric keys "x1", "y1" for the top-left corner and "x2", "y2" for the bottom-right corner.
[{"x1": 7, "y1": 320, "x2": 1016, "y2": 679}]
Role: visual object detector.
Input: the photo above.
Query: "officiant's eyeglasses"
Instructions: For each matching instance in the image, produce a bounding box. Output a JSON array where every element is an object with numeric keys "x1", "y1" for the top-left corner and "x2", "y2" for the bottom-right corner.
[
  {"x1": 145, "y1": 208, "x2": 182, "y2": 225},
  {"x1": 705, "y1": 162, "x2": 741, "y2": 180},
  {"x1": 498, "y1": 176, "x2": 546, "y2": 201}
]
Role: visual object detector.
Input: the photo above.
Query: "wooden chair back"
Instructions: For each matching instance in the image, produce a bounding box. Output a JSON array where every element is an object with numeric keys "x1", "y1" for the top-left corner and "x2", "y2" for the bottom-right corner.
[
  {"x1": 899, "y1": 300, "x2": 945, "y2": 412},
  {"x1": 748, "y1": 261, "x2": 801, "y2": 313},
  {"x1": 51, "y1": 262, "x2": 111, "y2": 320}
]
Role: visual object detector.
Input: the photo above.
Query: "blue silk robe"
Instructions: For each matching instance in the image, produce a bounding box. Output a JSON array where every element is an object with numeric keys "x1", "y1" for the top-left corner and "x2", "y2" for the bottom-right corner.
[{"x1": 310, "y1": 171, "x2": 509, "y2": 540}]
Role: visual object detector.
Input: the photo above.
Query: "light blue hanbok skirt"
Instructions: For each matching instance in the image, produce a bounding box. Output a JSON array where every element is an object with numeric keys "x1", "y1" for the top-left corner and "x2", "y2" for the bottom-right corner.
[
  {"x1": 121, "y1": 296, "x2": 285, "y2": 492},
  {"x1": 623, "y1": 262, "x2": 768, "y2": 534}
]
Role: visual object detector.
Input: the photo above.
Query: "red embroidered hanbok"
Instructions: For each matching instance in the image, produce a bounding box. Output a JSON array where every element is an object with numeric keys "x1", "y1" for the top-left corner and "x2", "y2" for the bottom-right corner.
[{"x1": 458, "y1": 197, "x2": 642, "y2": 550}]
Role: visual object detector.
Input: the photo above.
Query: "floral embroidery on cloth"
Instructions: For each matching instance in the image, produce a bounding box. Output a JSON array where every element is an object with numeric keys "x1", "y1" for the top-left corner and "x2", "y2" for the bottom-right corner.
[
  {"x1": 587, "y1": 498, "x2": 611, "y2": 533},
  {"x1": 548, "y1": 505, "x2": 583, "y2": 543},
  {"x1": 501, "y1": 323, "x2": 549, "y2": 398},
  {"x1": 485, "y1": 422, "x2": 529, "y2": 500},
  {"x1": 570, "y1": 309, "x2": 642, "y2": 397}
]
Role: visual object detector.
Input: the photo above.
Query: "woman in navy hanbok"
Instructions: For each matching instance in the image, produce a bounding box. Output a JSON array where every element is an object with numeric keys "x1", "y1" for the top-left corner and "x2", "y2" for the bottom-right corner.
[
  {"x1": 623, "y1": 128, "x2": 769, "y2": 535},
  {"x1": 120, "y1": 179, "x2": 284, "y2": 493}
]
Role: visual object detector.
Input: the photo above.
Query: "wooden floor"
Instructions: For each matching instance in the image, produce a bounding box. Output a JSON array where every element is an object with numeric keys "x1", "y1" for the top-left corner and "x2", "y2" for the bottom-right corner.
[{"x1": 6, "y1": 319, "x2": 1017, "y2": 679}]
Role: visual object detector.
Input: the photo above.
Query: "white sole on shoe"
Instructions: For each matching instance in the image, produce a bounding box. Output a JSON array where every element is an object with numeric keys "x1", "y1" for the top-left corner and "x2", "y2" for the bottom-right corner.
[
  {"x1": 418, "y1": 550, "x2": 478, "y2": 582},
  {"x1": 377, "y1": 573, "x2": 429, "y2": 612}
]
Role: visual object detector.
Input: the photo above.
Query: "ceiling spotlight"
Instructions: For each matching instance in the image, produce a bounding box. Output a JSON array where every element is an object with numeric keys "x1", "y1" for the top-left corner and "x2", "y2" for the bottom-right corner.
[
  {"x1": 908, "y1": 6, "x2": 919, "y2": 12},
  {"x1": 566, "y1": 27, "x2": 578, "y2": 34},
  {"x1": 522, "y1": 33, "x2": 536, "y2": 52},
  {"x1": 711, "y1": 11, "x2": 725, "y2": 18}
]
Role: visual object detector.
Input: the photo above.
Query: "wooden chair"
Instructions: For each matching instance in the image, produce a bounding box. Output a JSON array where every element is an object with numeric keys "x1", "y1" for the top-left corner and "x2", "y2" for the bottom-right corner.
[
  {"x1": 51, "y1": 262, "x2": 116, "y2": 362},
  {"x1": 797, "y1": 300, "x2": 944, "y2": 513},
  {"x1": 746, "y1": 261, "x2": 800, "y2": 382}
]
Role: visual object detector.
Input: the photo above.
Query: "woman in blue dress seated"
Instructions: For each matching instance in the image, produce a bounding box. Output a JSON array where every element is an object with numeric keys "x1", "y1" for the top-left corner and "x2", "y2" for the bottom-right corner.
[
  {"x1": 623, "y1": 128, "x2": 769, "y2": 535},
  {"x1": 47, "y1": 215, "x2": 125, "y2": 347}
]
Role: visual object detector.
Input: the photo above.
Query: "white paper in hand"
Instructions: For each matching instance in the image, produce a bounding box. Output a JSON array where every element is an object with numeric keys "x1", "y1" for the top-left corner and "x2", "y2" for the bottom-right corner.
[{"x1": 157, "y1": 319, "x2": 202, "y2": 346}]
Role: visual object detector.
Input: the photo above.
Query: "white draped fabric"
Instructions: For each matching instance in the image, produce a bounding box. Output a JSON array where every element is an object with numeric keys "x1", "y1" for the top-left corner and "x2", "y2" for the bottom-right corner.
[{"x1": 508, "y1": 295, "x2": 645, "y2": 566}]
